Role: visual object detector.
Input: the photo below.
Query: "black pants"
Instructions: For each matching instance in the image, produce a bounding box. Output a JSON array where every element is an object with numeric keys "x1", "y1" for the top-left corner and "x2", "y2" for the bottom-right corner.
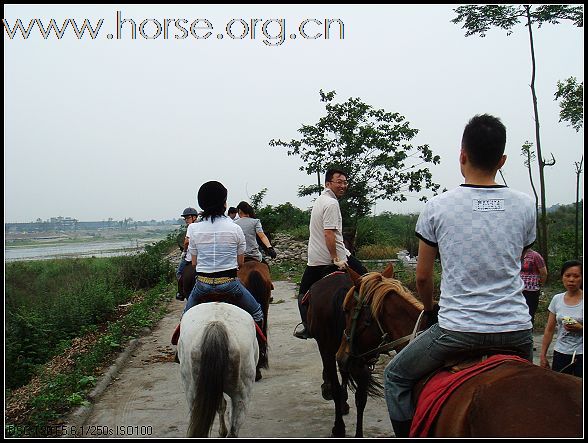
[
  {"x1": 297, "y1": 255, "x2": 367, "y2": 324},
  {"x1": 522, "y1": 290, "x2": 540, "y2": 325},
  {"x1": 553, "y1": 350, "x2": 583, "y2": 378}
]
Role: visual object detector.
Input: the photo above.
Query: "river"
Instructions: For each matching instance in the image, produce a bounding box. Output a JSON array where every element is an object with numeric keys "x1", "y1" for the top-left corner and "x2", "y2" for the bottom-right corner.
[{"x1": 4, "y1": 238, "x2": 163, "y2": 262}]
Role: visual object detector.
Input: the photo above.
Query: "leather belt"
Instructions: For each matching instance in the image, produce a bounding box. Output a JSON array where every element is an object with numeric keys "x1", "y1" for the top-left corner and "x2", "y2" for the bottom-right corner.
[{"x1": 196, "y1": 276, "x2": 236, "y2": 285}]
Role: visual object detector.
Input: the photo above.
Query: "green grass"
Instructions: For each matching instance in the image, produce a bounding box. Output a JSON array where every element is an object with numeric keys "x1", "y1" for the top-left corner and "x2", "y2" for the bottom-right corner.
[{"x1": 5, "y1": 283, "x2": 175, "y2": 436}]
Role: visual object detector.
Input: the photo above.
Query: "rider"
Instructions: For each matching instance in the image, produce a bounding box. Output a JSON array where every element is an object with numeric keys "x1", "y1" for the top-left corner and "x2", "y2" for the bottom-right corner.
[
  {"x1": 175, "y1": 207, "x2": 199, "y2": 301},
  {"x1": 234, "y1": 201, "x2": 277, "y2": 263},
  {"x1": 294, "y1": 168, "x2": 367, "y2": 339},
  {"x1": 183, "y1": 181, "x2": 264, "y2": 330},
  {"x1": 383, "y1": 114, "x2": 535, "y2": 437}
]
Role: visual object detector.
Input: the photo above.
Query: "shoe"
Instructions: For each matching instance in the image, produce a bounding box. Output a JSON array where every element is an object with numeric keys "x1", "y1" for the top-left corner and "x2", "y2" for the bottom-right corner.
[
  {"x1": 391, "y1": 419, "x2": 413, "y2": 438},
  {"x1": 293, "y1": 324, "x2": 310, "y2": 340},
  {"x1": 175, "y1": 292, "x2": 185, "y2": 301},
  {"x1": 171, "y1": 323, "x2": 181, "y2": 345}
]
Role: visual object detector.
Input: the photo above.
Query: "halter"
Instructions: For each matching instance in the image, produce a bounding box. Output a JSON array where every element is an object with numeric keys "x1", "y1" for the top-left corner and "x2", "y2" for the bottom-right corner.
[{"x1": 343, "y1": 289, "x2": 425, "y2": 365}]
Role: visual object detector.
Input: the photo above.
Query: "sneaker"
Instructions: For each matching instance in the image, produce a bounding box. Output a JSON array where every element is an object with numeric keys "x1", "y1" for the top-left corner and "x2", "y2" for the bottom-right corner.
[{"x1": 175, "y1": 292, "x2": 185, "y2": 301}]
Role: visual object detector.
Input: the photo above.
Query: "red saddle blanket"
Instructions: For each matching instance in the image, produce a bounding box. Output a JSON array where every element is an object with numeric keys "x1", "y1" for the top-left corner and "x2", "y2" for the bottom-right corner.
[{"x1": 410, "y1": 354, "x2": 529, "y2": 437}]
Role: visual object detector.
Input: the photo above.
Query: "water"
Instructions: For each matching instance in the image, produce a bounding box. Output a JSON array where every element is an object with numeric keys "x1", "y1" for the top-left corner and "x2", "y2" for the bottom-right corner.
[{"x1": 4, "y1": 239, "x2": 160, "y2": 262}]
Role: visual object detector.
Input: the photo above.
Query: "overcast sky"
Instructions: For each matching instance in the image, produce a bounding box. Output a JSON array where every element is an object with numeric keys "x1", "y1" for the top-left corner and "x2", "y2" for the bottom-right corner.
[{"x1": 4, "y1": 4, "x2": 584, "y2": 223}]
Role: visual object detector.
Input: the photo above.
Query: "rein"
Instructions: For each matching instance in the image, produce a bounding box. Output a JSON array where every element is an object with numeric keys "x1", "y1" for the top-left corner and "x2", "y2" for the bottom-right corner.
[{"x1": 344, "y1": 289, "x2": 425, "y2": 363}]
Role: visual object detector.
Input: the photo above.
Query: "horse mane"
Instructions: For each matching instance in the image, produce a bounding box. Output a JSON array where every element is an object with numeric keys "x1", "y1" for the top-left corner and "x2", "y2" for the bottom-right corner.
[{"x1": 343, "y1": 272, "x2": 422, "y2": 318}]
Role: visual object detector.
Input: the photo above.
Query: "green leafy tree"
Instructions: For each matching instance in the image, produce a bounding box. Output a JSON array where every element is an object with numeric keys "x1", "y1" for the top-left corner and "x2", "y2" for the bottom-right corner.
[
  {"x1": 555, "y1": 77, "x2": 584, "y2": 132},
  {"x1": 269, "y1": 90, "x2": 442, "y2": 227},
  {"x1": 451, "y1": 4, "x2": 583, "y2": 269},
  {"x1": 554, "y1": 77, "x2": 583, "y2": 259}
]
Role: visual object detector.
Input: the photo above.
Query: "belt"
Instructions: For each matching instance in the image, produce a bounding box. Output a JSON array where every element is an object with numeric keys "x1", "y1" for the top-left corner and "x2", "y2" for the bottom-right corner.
[{"x1": 196, "y1": 276, "x2": 236, "y2": 285}]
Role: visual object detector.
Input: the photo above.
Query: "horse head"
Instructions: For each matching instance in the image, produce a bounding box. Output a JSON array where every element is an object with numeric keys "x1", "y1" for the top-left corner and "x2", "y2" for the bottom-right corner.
[{"x1": 336, "y1": 270, "x2": 423, "y2": 392}]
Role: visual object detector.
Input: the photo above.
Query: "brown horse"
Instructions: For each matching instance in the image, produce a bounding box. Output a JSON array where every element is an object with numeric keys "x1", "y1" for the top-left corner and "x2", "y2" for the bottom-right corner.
[
  {"x1": 305, "y1": 264, "x2": 395, "y2": 438},
  {"x1": 178, "y1": 262, "x2": 196, "y2": 300},
  {"x1": 238, "y1": 260, "x2": 273, "y2": 380},
  {"x1": 337, "y1": 269, "x2": 583, "y2": 438}
]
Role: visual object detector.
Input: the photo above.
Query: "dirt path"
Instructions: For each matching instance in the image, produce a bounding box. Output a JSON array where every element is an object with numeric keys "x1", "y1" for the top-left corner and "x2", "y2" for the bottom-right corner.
[{"x1": 78, "y1": 281, "x2": 393, "y2": 438}]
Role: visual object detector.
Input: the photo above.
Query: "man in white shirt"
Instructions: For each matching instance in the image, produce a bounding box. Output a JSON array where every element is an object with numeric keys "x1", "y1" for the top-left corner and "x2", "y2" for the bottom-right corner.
[
  {"x1": 383, "y1": 114, "x2": 535, "y2": 437},
  {"x1": 294, "y1": 168, "x2": 367, "y2": 339}
]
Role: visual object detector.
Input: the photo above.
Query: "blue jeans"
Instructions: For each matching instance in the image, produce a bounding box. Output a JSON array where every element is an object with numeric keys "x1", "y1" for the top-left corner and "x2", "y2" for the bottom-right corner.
[
  {"x1": 183, "y1": 279, "x2": 264, "y2": 322},
  {"x1": 383, "y1": 323, "x2": 533, "y2": 421},
  {"x1": 176, "y1": 258, "x2": 188, "y2": 280}
]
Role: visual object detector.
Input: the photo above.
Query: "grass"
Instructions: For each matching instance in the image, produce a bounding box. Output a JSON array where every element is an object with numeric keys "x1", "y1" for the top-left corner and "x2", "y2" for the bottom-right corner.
[{"x1": 5, "y1": 283, "x2": 175, "y2": 437}]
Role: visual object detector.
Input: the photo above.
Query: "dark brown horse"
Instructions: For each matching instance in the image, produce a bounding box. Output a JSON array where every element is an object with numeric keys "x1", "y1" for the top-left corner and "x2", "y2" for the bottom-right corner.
[
  {"x1": 238, "y1": 260, "x2": 273, "y2": 380},
  {"x1": 337, "y1": 270, "x2": 583, "y2": 438},
  {"x1": 305, "y1": 264, "x2": 395, "y2": 437},
  {"x1": 178, "y1": 262, "x2": 196, "y2": 300}
]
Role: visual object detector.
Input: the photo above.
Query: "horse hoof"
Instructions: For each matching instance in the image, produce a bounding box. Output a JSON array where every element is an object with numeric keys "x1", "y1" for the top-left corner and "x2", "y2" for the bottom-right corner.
[
  {"x1": 255, "y1": 369, "x2": 262, "y2": 382},
  {"x1": 330, "y1": 427, "x2": 345, "y2": 438},
  {"x1": 342, "y1": 402, "x2": 350, "y2": 415},
  {"x1": 321, "y1": 383, "x2": 333, "y2": 400}
]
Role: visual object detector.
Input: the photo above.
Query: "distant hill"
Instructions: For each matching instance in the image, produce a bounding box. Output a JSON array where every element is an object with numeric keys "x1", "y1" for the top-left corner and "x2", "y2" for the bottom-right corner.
[{"x1": 546, "y1": 201, "x2": 583, "y2": 213}]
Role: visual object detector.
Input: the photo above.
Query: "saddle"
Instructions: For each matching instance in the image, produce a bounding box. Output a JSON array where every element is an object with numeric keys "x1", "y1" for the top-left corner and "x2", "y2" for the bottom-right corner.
[
  {"x1": 300, "y1": 271, "x2": 346, "y2": 305},
  {"x1": 171, "y1": 291, "x2": 266, "y2": 346}
]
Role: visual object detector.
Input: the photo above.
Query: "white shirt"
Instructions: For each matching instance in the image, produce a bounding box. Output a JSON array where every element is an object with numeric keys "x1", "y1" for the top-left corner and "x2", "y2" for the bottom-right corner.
[
  {"x1": 307, "y1": 188, "x2": 350, "y2": 266},
  {"x1": 187, "y1": 216, "x2": 245, "y2": 273},
  {"x1": 415, "y1": 185, "x2": 535, "y2": 333},
  {"x1": 548, "y1": 292, "x2": 583, "y2": 355}
]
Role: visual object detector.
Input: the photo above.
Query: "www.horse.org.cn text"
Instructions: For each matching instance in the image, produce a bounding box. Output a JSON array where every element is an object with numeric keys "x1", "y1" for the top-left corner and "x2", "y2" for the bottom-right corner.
[{"x1": 3, "y1": 11, "x2": 345, "y2": 46}]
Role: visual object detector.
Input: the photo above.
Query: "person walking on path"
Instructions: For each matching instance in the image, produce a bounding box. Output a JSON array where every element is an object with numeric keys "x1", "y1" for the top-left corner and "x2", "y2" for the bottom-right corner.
[
  {"x1": 521, "y1": 248, "x2": 548, "y2": 326},
  {"x1": 540, "y1": 260, "x2": 583, "y2": 378}
]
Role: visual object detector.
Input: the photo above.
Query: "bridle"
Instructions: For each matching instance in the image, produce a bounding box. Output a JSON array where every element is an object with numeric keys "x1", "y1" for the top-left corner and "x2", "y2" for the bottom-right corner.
[{"x1": 342, "y1": 289, "x2": 425, "y2": 367}]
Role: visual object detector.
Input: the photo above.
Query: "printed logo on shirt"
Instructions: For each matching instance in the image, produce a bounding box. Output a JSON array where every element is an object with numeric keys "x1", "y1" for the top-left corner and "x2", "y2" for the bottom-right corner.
[{"x1": 472, "y1": 199, "x2": 505, "y2": 211}]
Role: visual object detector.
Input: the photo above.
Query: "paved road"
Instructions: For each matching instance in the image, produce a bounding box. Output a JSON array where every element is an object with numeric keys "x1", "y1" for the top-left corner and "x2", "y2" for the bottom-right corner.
[
  {"x1": 73, "y1": 280, "x2": 553, "y2": 438},
  {"x1": 76, "y1": 281, "x2": 392, "y2": 438}
]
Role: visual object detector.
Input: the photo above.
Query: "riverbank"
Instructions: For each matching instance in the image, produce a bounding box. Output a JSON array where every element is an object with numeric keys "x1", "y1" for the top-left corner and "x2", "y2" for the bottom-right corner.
[{"x1": 4, "y1": 226, "x2": 177, "y2": 262}]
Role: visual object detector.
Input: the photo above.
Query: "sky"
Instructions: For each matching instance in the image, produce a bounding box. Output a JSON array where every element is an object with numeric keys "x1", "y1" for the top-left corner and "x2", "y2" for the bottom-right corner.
[{"x1": 4, "y1": 4, "x2": 584, "y2": 223}]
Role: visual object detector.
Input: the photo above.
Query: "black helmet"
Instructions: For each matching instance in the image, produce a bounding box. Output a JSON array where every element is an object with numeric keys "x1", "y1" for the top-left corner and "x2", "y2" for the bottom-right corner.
[{"x1": 181, "y1": 207, "x2": 199, "y2": 217}]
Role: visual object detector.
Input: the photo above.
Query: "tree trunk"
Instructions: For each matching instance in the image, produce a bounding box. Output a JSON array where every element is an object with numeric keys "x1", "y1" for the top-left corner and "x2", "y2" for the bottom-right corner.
[{"x1": 525, "y1": 5, "x2": 549, "y2": 269}]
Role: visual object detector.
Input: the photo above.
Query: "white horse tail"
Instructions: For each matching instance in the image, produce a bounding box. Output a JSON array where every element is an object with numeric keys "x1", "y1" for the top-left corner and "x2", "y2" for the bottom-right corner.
[{"x1": 187, "y1": 321, "x2": 229, "y2": 437}]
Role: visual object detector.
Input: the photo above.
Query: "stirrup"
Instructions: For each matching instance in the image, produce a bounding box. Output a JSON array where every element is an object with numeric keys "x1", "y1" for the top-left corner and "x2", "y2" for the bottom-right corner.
[{"x1": 293, "y1": 322, "x2": 310, "y2": 339}]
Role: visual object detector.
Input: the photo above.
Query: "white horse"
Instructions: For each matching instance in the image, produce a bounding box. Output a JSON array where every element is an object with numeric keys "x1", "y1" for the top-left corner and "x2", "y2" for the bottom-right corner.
[{"x1": 178, "y1": 302, "x2": 259, "y2": 437}]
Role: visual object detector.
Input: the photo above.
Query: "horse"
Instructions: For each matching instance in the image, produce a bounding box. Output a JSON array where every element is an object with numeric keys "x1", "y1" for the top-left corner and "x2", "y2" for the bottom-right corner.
[
  {"x1": 238, "y1": 259, "x2": 273, "y2": 380},
  {"x1": 178, "y1": 302, "x2": 259, "y2": 437},
  {"x1": 304, "y1": 264, "x2": 395, "y2": 438},
  {"x1": 337, "y1": 269, "x2": 584, "y2": 438},
  {"x1": 178, "y1": 261, "x2": 196, "y2": 300}
]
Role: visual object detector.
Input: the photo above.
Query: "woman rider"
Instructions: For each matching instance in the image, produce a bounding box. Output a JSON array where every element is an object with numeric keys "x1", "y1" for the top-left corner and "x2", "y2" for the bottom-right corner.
[
  {"x1": 183, "y1": 181, "x2": 264, "y2": 330},
  {"x1": 234, "y1": 201, "x2": 277, "y2": 263}
]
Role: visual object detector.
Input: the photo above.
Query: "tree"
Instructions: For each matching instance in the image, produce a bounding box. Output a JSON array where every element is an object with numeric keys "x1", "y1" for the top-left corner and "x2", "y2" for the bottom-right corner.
[
  {"x1": 555, "y1": 77, "x2": 584, "y2": 132},
  {"x1": 521, "y1": 141, "x2": 540, "y2": 237},
  {"x1": 269, "y1": 90, "x2": 442, "y2": 227},
  {"x1": 451, "y1": 4, "x2": 583, "y2": 269},
  {"x1": 249, "y1": 188, "x2": 268, "y2": 212},
  {"x1": 554, "y1": 77, "x2": 583, "y2": 259}
]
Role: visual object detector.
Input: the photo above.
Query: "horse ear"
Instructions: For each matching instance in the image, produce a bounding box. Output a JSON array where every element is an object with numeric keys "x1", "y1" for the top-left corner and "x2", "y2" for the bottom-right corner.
[
  {"x1": 346, "y1": 266, "x2": 362, "y2": 289},
  {"x1": 382, "y1": 262, "x2": 394, "y2": 279}
]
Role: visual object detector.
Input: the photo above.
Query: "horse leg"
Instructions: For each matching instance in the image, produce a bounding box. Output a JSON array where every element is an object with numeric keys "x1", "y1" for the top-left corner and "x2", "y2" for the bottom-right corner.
[
  {"x1": 340, "y1": 370, "x2": 351, "y2": 415},
  {"x1": 318, "y1": 344, "x2": 346, "y2": 437},
  {"x1": 228, "y1": 394, "x2": 249, "y2": 437},
  {"x1": 218, "y1": 396, "x2": 228, "y2": 437},
  {"x1": 352, "y1": 368, "x2": 370, "y2": 438}
]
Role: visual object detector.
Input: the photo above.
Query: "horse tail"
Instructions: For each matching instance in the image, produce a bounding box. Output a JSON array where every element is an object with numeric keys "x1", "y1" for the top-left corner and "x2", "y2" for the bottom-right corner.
[
  {"x1": 247, "y1": 270, "x2": 270, "y2": 369},
  {"x1": 187, "y1": 321, "x2": 229, "y2": 437}
]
